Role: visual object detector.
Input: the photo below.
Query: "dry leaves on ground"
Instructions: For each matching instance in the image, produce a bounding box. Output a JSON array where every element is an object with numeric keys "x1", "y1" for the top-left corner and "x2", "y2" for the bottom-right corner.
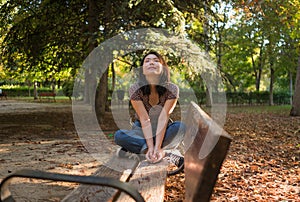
[
  {"x1": 0, "y1": 101, "x2": 299, "y2": 201},
  {"x1": 165, "y1": 107, "x2": 300, "y2": 201}
]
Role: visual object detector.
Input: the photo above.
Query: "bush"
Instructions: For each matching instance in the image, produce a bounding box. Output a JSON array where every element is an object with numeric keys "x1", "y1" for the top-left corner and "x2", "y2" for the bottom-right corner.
[
  {"x1": 62, "y1": 80, "x2": 74, "y2": 100},
  {"x1": 0, "y1": 85, "x2": 64, "y2": 97}
]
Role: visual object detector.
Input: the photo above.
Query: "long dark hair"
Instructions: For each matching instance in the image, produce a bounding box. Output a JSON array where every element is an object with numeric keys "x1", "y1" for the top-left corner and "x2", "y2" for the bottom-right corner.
[{"x1": 138, "y1": 51, "x2": 170, "y2": 96}]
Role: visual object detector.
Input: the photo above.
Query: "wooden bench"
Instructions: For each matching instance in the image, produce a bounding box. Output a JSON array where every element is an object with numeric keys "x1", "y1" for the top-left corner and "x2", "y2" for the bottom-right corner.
[
  {"x1": 61, "y1": 155, "x2": 169, "y2": 202},
  {"x1": 184, "y1": 101, "x2": 232, "y2": 201},
  {"x1": 38, "y1": 92, "x2": 56, "y2": 102},
  {"x1": 0, "y1": 101, "x2": 231, "y2": 202}
]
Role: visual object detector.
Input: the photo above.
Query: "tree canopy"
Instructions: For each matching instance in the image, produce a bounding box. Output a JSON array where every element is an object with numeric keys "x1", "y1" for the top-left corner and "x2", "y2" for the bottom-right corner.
[{"x1": 1, "y1": 0, "x2": 300, "y2": 114}]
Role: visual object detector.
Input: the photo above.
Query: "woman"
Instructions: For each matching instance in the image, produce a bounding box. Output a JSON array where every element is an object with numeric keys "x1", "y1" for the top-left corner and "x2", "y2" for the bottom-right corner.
[{"x1": 114, "y1": 51, "x2": 185, "y2": 165}]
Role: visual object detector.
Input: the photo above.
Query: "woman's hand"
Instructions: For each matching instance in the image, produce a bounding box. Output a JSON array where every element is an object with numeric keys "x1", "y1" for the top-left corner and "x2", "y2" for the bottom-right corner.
[
  {"x1": 153, "y1": 147, "x2": 165, "y2": 163},
  {"x1": 145, "y1": 147, "x2": 154, "y2": 162},
  {"x1": 146, "y1": 147, "x2": 165, "y2": 163}
]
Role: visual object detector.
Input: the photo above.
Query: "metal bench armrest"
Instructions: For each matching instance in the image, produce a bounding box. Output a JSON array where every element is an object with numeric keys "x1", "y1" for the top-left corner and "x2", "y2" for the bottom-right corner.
[{"x1": 0, "y1": 169, "x2": 144, "y2": 202}]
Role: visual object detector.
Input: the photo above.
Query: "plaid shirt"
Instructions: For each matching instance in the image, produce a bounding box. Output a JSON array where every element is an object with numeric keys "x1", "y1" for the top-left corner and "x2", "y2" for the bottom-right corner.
[{"x1": 129, "y1": 82, "x2": 179, "y2": 123}]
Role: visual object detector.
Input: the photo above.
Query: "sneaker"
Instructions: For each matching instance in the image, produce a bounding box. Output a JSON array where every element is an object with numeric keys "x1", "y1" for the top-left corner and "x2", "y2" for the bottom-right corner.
[
  {"x1": 116, "y1": 147, "x2": 141, "y2": 161},
  {"x1": 116, "y1": 147, "x2": 130, "y2": 158},
  {"x1": 165, "y1": 152, "x2": 184, "y2": 168}
]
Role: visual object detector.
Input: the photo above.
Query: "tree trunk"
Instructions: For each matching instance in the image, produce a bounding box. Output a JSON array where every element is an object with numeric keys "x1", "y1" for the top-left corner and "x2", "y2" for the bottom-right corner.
[
  {"x1": 253, "y1": 42, "x2": 265, "y2": 92},
  {"x1": 289, "y1": 71, "x2": 293, "y2": 105},
  {"x1": 33, "y1": 81, "x2": 38, "y2": 100},
  {"x1": 51, "y1": 81, "x2": 55, "y2": 93},
  {"x1": 84, "y1": 0, "x2": 99, "y2": 104},
  {"x1": 252, "y1": 55, "x2": 262, "y2": 92},
  {"x1": 290, "y1": 55, "x2": 300, "y2": 116},
  {"x1": 205, "y1": 87, "x2": 212, "y2": 107},
  {"x1": 27, "y1": 81, "x2": 32, "y2": 97},
  {"x1": 84, "y1": 68, "x2": 96, "y2": 104},
  {"x1": 93, "y1": 1, "x2": 112, "y2": 122},
  {"x1": 269, "y1": 66, "x2": 274, "y2": 106},
  {"x1": 95, "y1": 69, "x2": 108, "y2": 123},
  {"x1": 111, "y1": 63, "x2": 116, "y2": 92},
  {"x1": 203, "y1": 2, "x2": 212, "y2": 107}
]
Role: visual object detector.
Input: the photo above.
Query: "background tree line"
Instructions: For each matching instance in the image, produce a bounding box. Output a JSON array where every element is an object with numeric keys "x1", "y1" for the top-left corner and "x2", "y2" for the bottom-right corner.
[{"x1": 0, "y1": 0, "x2": 300, "y2": 117}]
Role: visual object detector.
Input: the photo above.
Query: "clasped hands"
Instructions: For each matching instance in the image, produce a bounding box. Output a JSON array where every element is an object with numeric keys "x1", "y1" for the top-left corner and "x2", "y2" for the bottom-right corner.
[{"x1": 145, "y1": 147, "x2": 165, "y2": 164}]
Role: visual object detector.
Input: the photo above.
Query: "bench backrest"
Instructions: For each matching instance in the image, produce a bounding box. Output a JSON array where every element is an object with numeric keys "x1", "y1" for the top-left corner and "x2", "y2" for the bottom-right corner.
[
  {"x1": 184, "y1": 102, "x2": 232, "y2": 202},
  {"x1": 38, "y1": 92, "x2": 56, "y2": 96}
]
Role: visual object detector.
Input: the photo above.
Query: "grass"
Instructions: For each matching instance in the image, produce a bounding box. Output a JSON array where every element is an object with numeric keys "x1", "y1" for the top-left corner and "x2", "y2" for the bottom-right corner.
[
  {"x1": 226, "y1": 105, "x2": 292, "y2": 114},
  {"x1": 4, "y1": 96, "x2": 293, "y2": 115},
  {"x1": 9, "y1": 96, "x2": 72, "y2": 104}
]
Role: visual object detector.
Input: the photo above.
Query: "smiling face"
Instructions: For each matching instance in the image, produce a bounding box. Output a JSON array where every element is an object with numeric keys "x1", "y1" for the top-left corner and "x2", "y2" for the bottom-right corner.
[
  {"x1": 142, "y1": 54, "x2": 163, "y2": 77},
  {"x1": 139, "y1": 51, "x2": 170, "y2": 86}
]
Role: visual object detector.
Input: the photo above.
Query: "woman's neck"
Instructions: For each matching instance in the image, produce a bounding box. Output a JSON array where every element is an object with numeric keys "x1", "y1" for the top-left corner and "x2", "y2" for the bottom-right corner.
[
  {"x1": 145, "y1": 75, "x2": 160, "y2": 85},
  {"x1": 149, "y1": 84, "x2": 157, "y2": 93}
]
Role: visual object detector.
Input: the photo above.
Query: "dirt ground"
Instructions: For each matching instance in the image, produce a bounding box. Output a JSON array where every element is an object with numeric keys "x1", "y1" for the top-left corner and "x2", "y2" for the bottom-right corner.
[
  {"x1": 0, "y1": 99, "x2": 299, "y2": 201},
  {"x1": 0, "y1": 100, "x2": 103, "y2": 201}
]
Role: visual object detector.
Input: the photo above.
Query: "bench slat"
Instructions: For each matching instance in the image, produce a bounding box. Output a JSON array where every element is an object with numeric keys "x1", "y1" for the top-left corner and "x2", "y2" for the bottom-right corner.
[
  {"x1": 62, "y1": 156, "x2": 138, "y2": 202},
  {"x1": 184, "y1": 102, "x2": 232, "y2": 202},
  {"x1": 117, "y1": 160, "x2": 168, "y2": 202}
]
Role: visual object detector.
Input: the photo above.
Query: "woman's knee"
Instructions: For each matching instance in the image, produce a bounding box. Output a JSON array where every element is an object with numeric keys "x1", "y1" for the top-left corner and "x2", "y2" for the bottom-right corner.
[
  {"x1": 170, "y1": 121, "x2": 186, "y2": 133},
  {"x1": 179, "y1": 122, "x2": 186, "y2": 133},
  {"x1": 114, "y1": 130, "x2": 125, "y2": 144}
]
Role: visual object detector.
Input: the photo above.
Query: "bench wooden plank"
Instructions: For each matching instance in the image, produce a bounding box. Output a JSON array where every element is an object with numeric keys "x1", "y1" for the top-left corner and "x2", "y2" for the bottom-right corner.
[
  {"x1": 184, "y1": 102, "x2": 232, "y2": 202},
  {"x1": 117, "y1": 160, "x2": 169, "y2": 202},
  {"x1": 62, "y1": 156, "x2": 139, "y2": 202}
]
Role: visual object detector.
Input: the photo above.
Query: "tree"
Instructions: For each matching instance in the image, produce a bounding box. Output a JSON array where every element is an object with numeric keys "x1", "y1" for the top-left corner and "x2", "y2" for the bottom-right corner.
[
  {"x1": 260, "y1": 1, "x2": 288, "y2": 105},
  {"x1": 225, "y1": 0, "x2": 299, "y2": 107},
  {"x1": 280, "y1": 0, "x2": 300, "y2": 115},
  {"x1": 184, "y1": 0, "x2": 233, "y2": 106},
  {"x1": 0, "y1": 0, "x2": 87, "y2": 97},
  {"x1": 90, "y1": 0, "x2": 197, "y2": 121},
  {"x1": 291, "y1": 56, "x2": 300, "y2": 116},
  {"x1": 1, "y1": 0, "x2": 216, "y2": 120}
]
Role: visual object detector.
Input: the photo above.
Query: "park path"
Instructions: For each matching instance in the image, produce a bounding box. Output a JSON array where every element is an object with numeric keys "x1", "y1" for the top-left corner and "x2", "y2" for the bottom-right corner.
[
  {"x1": 0, "y1": 99, "x2": 70, "y2": 114},
  {"x1": 0, "y1": 99, "x2": 118, "y2": 201}
]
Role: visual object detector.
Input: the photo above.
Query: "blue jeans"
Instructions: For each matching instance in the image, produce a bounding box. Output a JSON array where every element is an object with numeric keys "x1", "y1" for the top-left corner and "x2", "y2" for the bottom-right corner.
[{"x1": 114, "y1": 120, "x2": 186, "y2": 154}]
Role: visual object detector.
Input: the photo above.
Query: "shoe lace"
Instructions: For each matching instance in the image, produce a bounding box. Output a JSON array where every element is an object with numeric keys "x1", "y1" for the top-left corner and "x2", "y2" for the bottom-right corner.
[
  {"x1": 166, "y1": 153, "x2": 183, "y2": 167},
  {"x1": 127, "y1": 153, "x2": 141, "y2": 161}
]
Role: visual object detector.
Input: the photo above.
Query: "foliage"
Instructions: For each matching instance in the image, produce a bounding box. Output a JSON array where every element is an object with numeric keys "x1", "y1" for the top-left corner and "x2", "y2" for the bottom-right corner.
[
  {"x1": 0, "y1": 85, "x2": 63, "y2": 97},
  {"x1": 0, "y1": 1, "x2": 84, "y2": 81},
  {"x1": 62, "y1": 80, "x2": 74, "y2": 99},
  {"x1": 0, "y1": 0, "x2": 300, "y2": 108},
  {"x1": 0, "y1": 0, "x2": 222, "y2": 81},
  {"x1": 223, "y1": 0, "x2": 298, "y2": 93}
]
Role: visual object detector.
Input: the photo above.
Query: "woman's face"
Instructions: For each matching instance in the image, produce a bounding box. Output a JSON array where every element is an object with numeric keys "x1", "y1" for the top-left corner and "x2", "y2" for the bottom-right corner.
[{"x1": 142, "y1": 54, "x2": 163, "y2": 77}]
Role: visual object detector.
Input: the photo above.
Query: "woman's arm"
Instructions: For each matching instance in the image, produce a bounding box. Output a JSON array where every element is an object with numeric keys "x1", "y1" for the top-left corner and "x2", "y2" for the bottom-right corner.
[
  {"x1": 155, "y1": 98, "x2": 178, "y2": 150},
  {"x1": 130, "y1": 100, "x2": 154, "y2": 151}
]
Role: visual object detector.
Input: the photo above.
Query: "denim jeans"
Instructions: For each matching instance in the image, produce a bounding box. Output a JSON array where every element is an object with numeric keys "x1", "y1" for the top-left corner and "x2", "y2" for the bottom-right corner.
[{"x1": 114, "y1": 120, "x2": 186, "y2": 154}]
